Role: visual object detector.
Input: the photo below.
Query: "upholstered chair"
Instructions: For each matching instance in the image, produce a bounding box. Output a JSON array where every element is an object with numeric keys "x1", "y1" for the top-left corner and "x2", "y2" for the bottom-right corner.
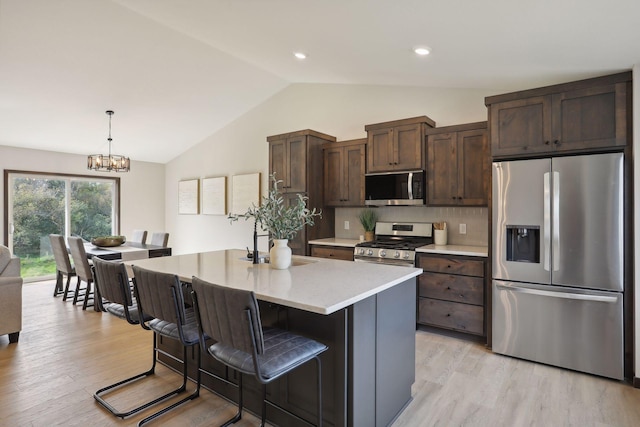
[
  {"x1": 0, "y1": 245, "x2": 23, "y2": 343},
  {"x1": 149, "y1": 232, "x2": 169, "y2": 247},
  {"x1": 130, "y1": 229, "x2": 147, "y2": 244}
]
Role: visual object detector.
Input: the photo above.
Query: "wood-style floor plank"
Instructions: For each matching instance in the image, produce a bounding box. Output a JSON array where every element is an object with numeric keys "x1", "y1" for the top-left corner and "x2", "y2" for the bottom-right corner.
[{"x1": 3, "y1": 280, "x2": 640, "y2": 426}]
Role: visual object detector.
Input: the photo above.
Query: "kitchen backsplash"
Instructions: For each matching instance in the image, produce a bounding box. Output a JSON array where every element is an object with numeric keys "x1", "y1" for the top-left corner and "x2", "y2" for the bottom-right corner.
[{"x1": 335, "y1": 206, "x2": 488, "y2": 246}]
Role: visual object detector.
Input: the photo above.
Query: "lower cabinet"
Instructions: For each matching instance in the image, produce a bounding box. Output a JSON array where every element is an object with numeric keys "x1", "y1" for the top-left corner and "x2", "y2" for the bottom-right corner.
[
  {"x1": 415, "y1": 253, "x2": 486, "y2": 337},
  {"x1": 310, "y1": 245, "x2": 354, "y2": 261}
]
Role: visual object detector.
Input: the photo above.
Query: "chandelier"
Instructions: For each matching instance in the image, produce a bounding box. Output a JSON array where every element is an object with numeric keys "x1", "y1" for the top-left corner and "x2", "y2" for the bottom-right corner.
[{"x1": 87, "y1": 110, "x2": 130, "y2": 172}]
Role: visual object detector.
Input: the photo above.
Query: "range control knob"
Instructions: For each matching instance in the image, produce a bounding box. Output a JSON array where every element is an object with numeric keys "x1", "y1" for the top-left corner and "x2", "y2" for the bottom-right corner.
[
  {"x1": 380, "y1": 250, "x2": 387, "y2": 257},
  {"x1": 403, "y1": 252, "x2": 410, "y2": 259},
  {"x1": 367, "y1": 249, "x2": 373, "y2": 256},
  {"x1": 394, "y1": 251, "x2": 401, "y2": 258},
  {"x1": 358, "y1": 248, "x2": 365, "y2": 255}
]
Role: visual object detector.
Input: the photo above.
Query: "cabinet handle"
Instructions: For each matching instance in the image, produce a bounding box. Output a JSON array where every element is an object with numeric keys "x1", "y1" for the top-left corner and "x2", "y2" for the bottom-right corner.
[
  {"x1": 446, "y1": 313, "x2": 451, "y2": 317},
  {"x1": 545, "y1": 140, "x2": 550, "y2": 145},
  {"x1": 553, "y1": 140, "x2": 560, "y2": 145},
  {"x1": 446, "y1": 286, "x2": 451, "y2": 290}
]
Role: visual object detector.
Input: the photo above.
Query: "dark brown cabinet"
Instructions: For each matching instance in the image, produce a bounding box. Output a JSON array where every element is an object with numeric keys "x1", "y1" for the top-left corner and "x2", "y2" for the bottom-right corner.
[
  {"x1": 365, "y1": 116, "x2": 435, "y2": 173},
  {"x1": 486, "y1": 72, "x2": 631, "y2": 158},
  {"x1": 268, "y1": 133, "x2": 307, "y2": 193},
  {"x1": 416, "y1": 253, "x2": 486, "y2": 337},
  {"x1": 310, "y1": 245, "x2": 354, "y2": 261},
  {"x1": 426, "y1": 122, "x2": 489, "y2": 206},
  {"x1": 267, "y1": 129, "x2": 336, "y2": 256},
  {"x1": 324, "y1": 138, "x2": 366, "y2": 206}
]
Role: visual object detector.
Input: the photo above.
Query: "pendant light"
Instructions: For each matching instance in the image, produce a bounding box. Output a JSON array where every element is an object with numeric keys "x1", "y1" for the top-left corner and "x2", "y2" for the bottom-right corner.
[{"x1": 87, "y1": 110, "x2": 130, "y2": 172}]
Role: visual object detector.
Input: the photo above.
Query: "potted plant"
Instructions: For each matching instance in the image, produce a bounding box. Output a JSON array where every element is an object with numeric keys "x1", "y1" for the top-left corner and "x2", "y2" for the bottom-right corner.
[
  {"x1": 230, "y1": 174, "x2": 321, "y2": 269},
  {"x1": 358, "y1": 208, "x2": 378, "y2": 241}
]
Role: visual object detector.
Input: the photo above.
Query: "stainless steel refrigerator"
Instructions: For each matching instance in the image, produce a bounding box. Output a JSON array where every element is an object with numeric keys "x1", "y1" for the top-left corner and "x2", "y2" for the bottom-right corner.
[{"x1": 492, "y1": 152, "x2": 624, "y2": 380}]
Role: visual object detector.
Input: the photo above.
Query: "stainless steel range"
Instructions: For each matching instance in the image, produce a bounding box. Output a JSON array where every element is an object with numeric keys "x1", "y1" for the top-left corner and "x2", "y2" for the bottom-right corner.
[{"x1": 354, "y1": 221, "x2": 433, "y2": 266}]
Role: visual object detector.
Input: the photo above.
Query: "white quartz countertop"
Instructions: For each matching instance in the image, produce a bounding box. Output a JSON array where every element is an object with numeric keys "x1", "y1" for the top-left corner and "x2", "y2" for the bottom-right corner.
[
  {"x1": 416, "y1": 244, "x2": 488, "y2": 257},
  {"x1": 308, "y1": 237, "x2": 360, "y2": 248},
  {"x1": 129, "y1": 249, "x2": 422, "y2": 315}
]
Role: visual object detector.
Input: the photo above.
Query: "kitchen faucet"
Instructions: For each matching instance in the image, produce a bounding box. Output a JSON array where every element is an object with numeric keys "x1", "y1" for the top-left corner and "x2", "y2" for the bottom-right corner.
[{"x1": 252, "y1": 221, "x2": 269, "y2": 264}]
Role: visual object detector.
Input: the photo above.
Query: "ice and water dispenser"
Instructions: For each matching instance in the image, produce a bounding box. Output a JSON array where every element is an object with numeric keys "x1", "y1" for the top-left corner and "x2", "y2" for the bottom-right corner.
[{"x1": 506, "y1": 225, "x2": 540, "y2": 263}]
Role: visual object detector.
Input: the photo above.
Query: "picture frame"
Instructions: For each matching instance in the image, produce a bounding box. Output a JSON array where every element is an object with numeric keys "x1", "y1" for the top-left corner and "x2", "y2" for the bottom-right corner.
[
  {"x1": 201, "y1": 176, "x2": 227, "y2": 215},
  {"x1": 178, "y1": 179, "x2": 199, "y2": 214},
  {"x1": 231, "y1": 172, "x2": 260, "y2": 215}
]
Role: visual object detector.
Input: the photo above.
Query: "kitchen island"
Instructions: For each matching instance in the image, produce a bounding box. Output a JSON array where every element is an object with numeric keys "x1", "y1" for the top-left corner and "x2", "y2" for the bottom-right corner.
[{"x1": 129, "y1": 249, "x2": 422, "y2": 427}]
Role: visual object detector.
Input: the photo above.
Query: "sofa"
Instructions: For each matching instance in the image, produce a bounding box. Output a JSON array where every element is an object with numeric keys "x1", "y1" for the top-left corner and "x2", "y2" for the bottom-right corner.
[{"x1": 0, "y1": 245, "x2": 22, "y2": 343}]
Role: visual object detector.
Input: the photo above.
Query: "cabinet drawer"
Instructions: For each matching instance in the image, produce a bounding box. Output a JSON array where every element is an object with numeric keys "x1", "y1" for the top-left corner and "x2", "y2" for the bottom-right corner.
[
  {"x1": 416, "y1": 255, "x2": 484, "y2": 277},
  {"x1": 418, "y1": 272, "x2": 484, "y2": 305},
  {"x1": 311, "y1": 245, "x2": 353, "y2": 261},
  {"x1": 418, "y1": 298, "x2": 484, "y2": 335}
]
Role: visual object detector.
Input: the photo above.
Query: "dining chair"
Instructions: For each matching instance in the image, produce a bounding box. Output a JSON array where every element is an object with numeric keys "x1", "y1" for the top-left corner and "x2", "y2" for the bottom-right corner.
[
  {"x1": 67, "y1": 236, "x2": 95, "y2": 310},
  {"x1": 191, "y1": 276, "x2": 328, "y2": 427},
  {"x1": 131, "y1": 265, "x2": 202, "y2": 426},
  {"x1": 92, "y1": 258, "x2": 173, "y2": 419},
  {"x1": 149, "y1": 232, "x2": 169, "y2": 247},
  {"x1": 130, "y1": 229, "x2": 148, "y2": 244},
  {"x1": 49, "y1": 234, "x2": 77, "y2": 299}
]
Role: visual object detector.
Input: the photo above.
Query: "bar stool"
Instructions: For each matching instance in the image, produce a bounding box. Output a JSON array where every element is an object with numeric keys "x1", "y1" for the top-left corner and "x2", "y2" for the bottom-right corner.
[
  {"x1": 92, "y1": 258, "x2": 169, "y2": 419},
  {"x1": 132, "y1": 265, "x2": 202, "y2": 426},
  {"x1": 49, "y1": 234, "x2": 76, "y2": 299},
  {"x1": 191, "y1": 276, "x2": 327, "y2": 427}
]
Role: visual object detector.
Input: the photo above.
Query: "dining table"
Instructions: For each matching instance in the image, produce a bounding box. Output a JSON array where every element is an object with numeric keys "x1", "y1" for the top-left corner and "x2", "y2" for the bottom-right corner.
[
  {"x1": 83, "y1": 241, "x2": 171, "y2": 261},
  {"x1": 85, "y1": 241, "x2": 171, "y2": 311}
]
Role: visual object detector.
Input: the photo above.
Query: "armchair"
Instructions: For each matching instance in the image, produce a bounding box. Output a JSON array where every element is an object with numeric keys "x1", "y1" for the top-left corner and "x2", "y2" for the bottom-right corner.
[{"x1": 0, "y1": 245, "x2": 23, "y2": 343}]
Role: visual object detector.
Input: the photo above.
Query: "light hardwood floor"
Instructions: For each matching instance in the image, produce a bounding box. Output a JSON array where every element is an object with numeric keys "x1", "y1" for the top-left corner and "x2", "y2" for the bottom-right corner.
[{"x1": 2, "y1": 280, "x2": 640, "y2": 426}]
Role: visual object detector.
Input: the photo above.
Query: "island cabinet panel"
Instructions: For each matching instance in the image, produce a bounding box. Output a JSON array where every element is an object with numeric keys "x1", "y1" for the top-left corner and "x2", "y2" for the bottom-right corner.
[
  {"x1": 486, "y1": 72, "x2": 631, "y2": 158},
  {"x1": 323, "y1": 138, "x2": 366, "y2": 206},
  {"x1": 416, "y1": 253, "x2": 487, "y2": 337},
  {"x1": 426, "y1": 122, "x2": 489, "y2": 206},
  {"x1": 365, "y1": 116, "x2": 435, "y2": 173},
  {"x1": 311, "y1": 245, "x2": 354, "y2": 261},
  {"x1": 268, "y1": 129, "x2": 337, "y2": 256},
  {"x1": 155, "y1": 264, "x2": 419, "y2": 427}
]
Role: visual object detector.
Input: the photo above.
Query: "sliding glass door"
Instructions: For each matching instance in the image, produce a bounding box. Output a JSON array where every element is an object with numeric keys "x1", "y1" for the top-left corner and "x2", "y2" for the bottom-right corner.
[{"x1": 5, "y1": 171, "x2": 119, "y2": 281}]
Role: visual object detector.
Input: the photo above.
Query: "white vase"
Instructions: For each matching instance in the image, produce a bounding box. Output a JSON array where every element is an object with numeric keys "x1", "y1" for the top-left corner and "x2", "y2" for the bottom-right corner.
[{"x1": 270, "y1": 239, "x2": 292, "y2": 269}]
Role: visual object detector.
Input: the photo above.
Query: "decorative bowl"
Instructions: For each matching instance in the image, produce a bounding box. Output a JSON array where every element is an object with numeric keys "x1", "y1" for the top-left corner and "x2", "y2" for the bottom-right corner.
[{"x1": 91, "y1": 235, "x2": 126, "y2": 247}]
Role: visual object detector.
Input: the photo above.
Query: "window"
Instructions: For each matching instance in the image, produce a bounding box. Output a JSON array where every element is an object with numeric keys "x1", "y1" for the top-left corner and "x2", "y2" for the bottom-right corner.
[{"x1": 4, "y1": 170, "x2": 120, "y2": 281}]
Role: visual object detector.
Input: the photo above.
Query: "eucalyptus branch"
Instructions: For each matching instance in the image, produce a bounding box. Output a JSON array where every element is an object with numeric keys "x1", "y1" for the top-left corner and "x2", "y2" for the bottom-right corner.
[{"x1": 229, "y1": 174, "x2": 322, "y2": 240}]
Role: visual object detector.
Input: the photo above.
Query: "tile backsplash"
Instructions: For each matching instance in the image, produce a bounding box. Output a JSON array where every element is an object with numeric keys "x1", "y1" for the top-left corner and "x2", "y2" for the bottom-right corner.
[{"x1": 335, "y1": 206, "x2": 488, "y2": 246}]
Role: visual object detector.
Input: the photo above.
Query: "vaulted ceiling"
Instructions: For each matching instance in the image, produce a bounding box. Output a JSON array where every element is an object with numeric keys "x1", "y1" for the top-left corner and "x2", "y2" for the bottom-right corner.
[{"x1": 1, "y1": 0, "x2": 638, "y2": 163}]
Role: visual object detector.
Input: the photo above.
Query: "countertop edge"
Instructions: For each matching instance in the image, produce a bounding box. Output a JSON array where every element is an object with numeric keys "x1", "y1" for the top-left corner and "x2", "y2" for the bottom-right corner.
[
  {"x1": 416, "y1": 244, "x2": 488, "y2": 257},
  {"x1": 308, "y1": 238, "x2": 360, "y2": 248}
]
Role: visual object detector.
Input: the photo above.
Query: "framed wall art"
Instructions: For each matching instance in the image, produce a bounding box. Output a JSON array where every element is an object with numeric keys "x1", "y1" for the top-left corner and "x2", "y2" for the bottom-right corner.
[
  {"x1": 201, "y1": 176, "x2": 227, "y2": 215},
  {"x1": 231, "y1": 172, "x2": 260, "y2": 215},
  {"x1": 178, "y1": 179, "x2": 199, "y2": 214}
]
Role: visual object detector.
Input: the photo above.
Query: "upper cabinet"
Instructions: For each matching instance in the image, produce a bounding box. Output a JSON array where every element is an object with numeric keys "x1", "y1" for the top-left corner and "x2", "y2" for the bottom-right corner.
[
  {"x1": 365, "y1": 116, "x2": 435, "y2": 172},
  {"x1": 267, "y1": 130, "x2": 336, "y2": 256},
  {"x1": 268, "y1": 133, "x2": 308, "y2": 193},
  {"x1": 426, "y1": 122, "x2": 489, "y2": 206},
  {"x1": 486, "y1": 72, "x2": 631, "y2": 158},
  {"x1": 324, "y1": 138, "x2": 366, "y2": 206}
]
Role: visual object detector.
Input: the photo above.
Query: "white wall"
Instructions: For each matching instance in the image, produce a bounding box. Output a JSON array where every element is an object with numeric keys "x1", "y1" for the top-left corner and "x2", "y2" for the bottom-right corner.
[
  {"x1": 165, "y1": 82, "x2": 499, "y2": 255},
  {"x1": 0, "y1": 145, "x2": 165, "y2": 243}
]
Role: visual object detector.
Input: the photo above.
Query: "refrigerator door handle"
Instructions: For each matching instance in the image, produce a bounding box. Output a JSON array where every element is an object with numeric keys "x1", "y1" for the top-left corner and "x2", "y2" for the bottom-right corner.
[
  {"x1": 543, "y1": 172, "x2": 551, "y2": 271},
  {"x1": 495, "y1": 283, "x2": 619, "y2": 303},
  {"x1": 552, "y1": 171, "x2": 560, "y2": 272}
]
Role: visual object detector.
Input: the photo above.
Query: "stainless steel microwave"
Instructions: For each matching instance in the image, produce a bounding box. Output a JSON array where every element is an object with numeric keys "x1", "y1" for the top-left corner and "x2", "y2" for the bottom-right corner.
[{"x1": 364, "y1": 170, "x2": 425, "y2": 206}]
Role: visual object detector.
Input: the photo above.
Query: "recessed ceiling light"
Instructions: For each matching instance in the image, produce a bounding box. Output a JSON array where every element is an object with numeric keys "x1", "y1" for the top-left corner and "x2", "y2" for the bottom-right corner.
[
  {"x1": 414, "y1": 47, "x2": 431, "y2": 56},
  {"x1": 294, "y1": 52, "x2": 307, "y2": 59}
]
